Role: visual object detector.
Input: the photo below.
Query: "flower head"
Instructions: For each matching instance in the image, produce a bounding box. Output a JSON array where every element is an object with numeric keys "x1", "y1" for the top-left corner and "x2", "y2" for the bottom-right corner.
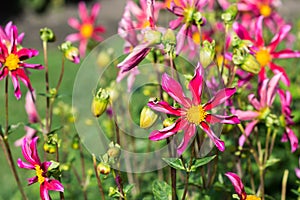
[
  {"x1": 148, "y1": 63, "x2": 239, "y2": 154},
  {"x1": 0, "y1": 23, "x2": 43, "y2": 99},
  {"x1": 225, "y1": 172, "x2": 261, "y2": 200},
  {"x1": 66, "y1": 2, "x2": 105, "y2": 57},
  {"x1": 17, "y1": 137, "x2": 64, "y2": 200}
]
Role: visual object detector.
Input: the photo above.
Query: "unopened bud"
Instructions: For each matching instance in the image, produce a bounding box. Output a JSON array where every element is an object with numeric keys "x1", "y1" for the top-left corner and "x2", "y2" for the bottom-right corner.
[
  {"x1": 72, "y1": 135, "x2": 80, "y2": 150},
  {"x1": 200, "y1": 40, "x2": 216, "y2": 68},
  {"x1": 144, "y1": 30, "x2": 162, "y2": 45},
  {"x1": 97, "y1": 162, "x2": 111, "y2": 175},
  {"x1": 163, "y1": 117, "x2": 176, "y2": 128},
  {"x1": 91, "y1": 88, "x2": 110, "y2": 117},
  {"x1": 241, "y1": 54, "x2": 260, "y2": 74},
  {"x1": 43, "y1": 142, "x2": 56, "y2": 154},
  {"x1": 140, "y1": 106, "x2": 158, "y2": 128},
  {"x1": 59, "y1": 41, "x2": 80, "y2": 64},
  {"x1": 107, "y1": 146, "x2": 121, "y2": 158},
  {"x1": 40, "y1": 27, "x2": 56, "y2": 42},
  {"x1": 221, "y1": 4, "x2": 238, "y2": 25}
]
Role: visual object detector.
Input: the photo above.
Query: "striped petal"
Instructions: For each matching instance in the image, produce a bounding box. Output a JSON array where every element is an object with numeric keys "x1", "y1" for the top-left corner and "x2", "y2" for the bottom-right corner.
[
  {"x1": 206, "y1": 114, "x2": 240, "y2": 124},
  {"x1": 177, "y1": 124, "x2": 196, "y2": 155},
  {"x1": 200, "y1": 121, "x2": 225, "y2": 151},
  {"x1": 188, "y1": 63, "x2": 204, "y2": 105},
  {"x1": 148, "y1": 100, "x2": 182, "y2": 116},
  {"x1": 239, "y1": 120, "x2": 258, "y2": 147},
  {"x1": 203, "y1": 88, "x2": 236, "y2": 111}
]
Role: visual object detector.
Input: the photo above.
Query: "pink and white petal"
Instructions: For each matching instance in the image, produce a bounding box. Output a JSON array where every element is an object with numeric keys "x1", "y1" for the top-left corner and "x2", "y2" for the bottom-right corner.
[
  {"x1": 188, "y1": 63, "x2": 204, "y2": 105},
  {"x1": 255, "y1": 16, "x2": 264, "y2": 47},
  {"x1": 41, "y1": 161, "x2": 52, "y2": 171},
  {"x1": 234, "y1": 110, "x2": 259, "y2": 121},
  {"x1": 177, "y1": 124, "x2": 196, "y2": 155},
  {"x1": 0, "y1": 67, "x2": 9, "y2": 81},
  {"x1": 91, "y1": 33, "x2": 103, "y2": 42},
  {"x1": 206, "y1": 114, "x2": 240, "y2": 124},
  {"x1": 65, "y1": 33, "x2": 81, "y2": 42},
  {"x1": 283, "y1": 127, "x2": 299, "y2": 153},
  {"x1": 17, "y1": 158, "x2": 35, "y2": 170},
  {"x1": 225, "y1": 172, "x2": 246, "y2": 198},
  {"x1": 258, "y1": 78, "x2": 269, "y2": 108},
  {"x1": 200, "y1": 122, "x2": 225, "y2": 151},
  {"x1": 27, "y1": 176, "x2": 38, "y2": 185},
  {"x1": 295, "y1": 168, "x2": 300, "y2": 179},
  {"x1": 148, "y1": 100, "x2": 182, "y2": 116},
  {"x1": 68, "y1": 18, "x2": 81, "y2": 30},
  {"x1": 272, "y1": 49, "x2": 300, "y2": 59},
  {"x1": 11, "y1": 72, "x2": 22, "y2": 99},
  {"x1": 78, "y1": 2, "x2": 88, "y2": 22},
  {"x1": 266, "y1": 72, "x2": 282, "y2": 106},
  {"x1": 20, "y1": 63, "x2": 44, "y2": 69},
  {"x1": 16, "y1": 69, "x2": 33, "y2": 91},
  {"x1": 14, "y1": 127, "x2": 37, "y2": 147},
  {"x1": 162, "y1": 73, "x2": 192, "y2": 108},
  {"x1": 238, "y1": 120, "x2": 258, "y2": 147},
  {"x1": 248, "y1": 94, "x2": 262, "y2": 110},
  {"x1": 79, "y1": 39, "x2": 88, "y2": 58},
  {"x1": 233, "y1": 22, "x2": 252, "y2": 41},
  {"x1": 203, "y1": 88, "x2": 236, "y2": 111},
  {"x1": 90, "y1": 3, "x2": 101, "y2": 22},
  {"x1": 40, "y1": 183, "x2": 50, "y2": 200},
  {"x1": 44, "y1": 179, "x2": 64, "y2": 192},
  {"x1": 149, "y1": 118, "x2": 187, "y2": 141},
  {"x1": 169, "y1": 17, "x2": 183, "y2": 29},
  {"x1": 30, "y1": 137, "x2": 41, "y2": 165},
  {"x1": 269, "y1": 62, "x2": 290, "y2": 86},
  {"x1": 268, "y1": 24, "x2": 291, "y2": 52},
  {"x1": 17, "y1": 48, "x2": 39, "y2": 60}
]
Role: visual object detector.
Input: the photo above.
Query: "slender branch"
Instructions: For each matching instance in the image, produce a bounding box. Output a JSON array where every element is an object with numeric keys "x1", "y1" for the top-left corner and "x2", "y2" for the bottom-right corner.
[
  {"x1": 55, "y1": 55, "x2": 65, "y2": 92},
  {"x1": 43, "y1": 41, "x2": 50, "y2": 133},
  {"x1": 79, "y1": 142, "x2": 88, "y2": 200},
  {"x1": 281, "y1": 170, "x2": 289, "y2": 200},
  {"x1": 92, "y1": 155, "x2": 106, "y2": 200}
]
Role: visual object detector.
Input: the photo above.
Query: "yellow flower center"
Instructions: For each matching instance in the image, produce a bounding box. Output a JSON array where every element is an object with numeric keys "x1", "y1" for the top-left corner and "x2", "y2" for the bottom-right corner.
[
  {"x1": 186, "y1": 105, "x2": 207, "y2": 124},
  {"x1": 259, "y1": 4, "x2": 272, "y2": 17},
  {"x1": 80, "y1": 23, "x2": 94, "y2": 38},
  {"x1": 246, "y1": 195, "x2": 261, "y2": 200},
  {"x1": 183, "y1": 7, "x2": 196, "y2": 25},
  {"x1": 5, "y1": 54, "x2": 20, "y2": 71},
  {"x1": 255, "y1": 48, "x2": 271, "y2": 67},
  {"x1": 142, "y1": 20, "x2": 151, "y2": 28},
  {"x1": 35, "y1": 165, "x2": 45, "y2": 184}
]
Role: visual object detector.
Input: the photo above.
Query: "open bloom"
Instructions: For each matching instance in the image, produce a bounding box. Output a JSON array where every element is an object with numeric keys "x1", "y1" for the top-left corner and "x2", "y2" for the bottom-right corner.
[
  {"x1": 0, "y1": 21, "x2": 24, "y2": 45},
  {"x1": 235, "y1": 73, "x2": 281, "y2": 147},
  {"x1": 225, "y1": 172, "x2": 261, "y2": 200},
  {"x1": 66, "y1": 2, "x2": 105, "y2": 57},
  {"x1": 0, "y1": 24, "x2": 43, "y2": 99},
  {"x1": 17, "y1": 137, "x2": 64, "y2": 200},
  {"x1": 278, "y1": 89, "x2": 298, "y2": 152},
  {"x1": 148, "y1": 63, "x2": 239, "y2": 154},
  {"x1": 233, "y1": 16, "x2": 300, "y2": 86}
]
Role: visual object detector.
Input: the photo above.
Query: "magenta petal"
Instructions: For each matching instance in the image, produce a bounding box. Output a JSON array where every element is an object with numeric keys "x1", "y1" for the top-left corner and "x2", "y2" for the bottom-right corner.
[
  {"x1": 259, "y1": 77, "x2": 268, "y2": 107},
  {"x1": 295, "y1": 168, "x2": 300, "y2": 179},
  {"x1": 268, "y1": 24, "x2": 291, "y2": 52},
  {"x1": 200, "y1": 122, "x2": 225, "y2": 151},
  {"x1": 239, "y1": 120, "x2": 258, "y2": 147},
  {"x1": 272, "y1": 49, "x2": 300, "y2": 59},
  {"x1": 44, "y1": 179, "x2": 64, "y2": 192},
  {"x1": 269, "y1": 62, "x2": 290, "y2": 86},
  {"x1": 16, "y1": 69, "x2": 33, "y2": 92},
  {"x1": 148, "y1": 100, "x2": 182, "y2": 116},
  {"x1": 255, "y1": 16, "x2": 264, "y2": 47},
  {"x1": 20, "y1": 63, "x2": 44, "y2": 69},
  {"x1": 90, "y1": 3, "x2": 101, "y2": 22},
  {"x1": 203, "y1": 88, "x2": 236, "y2": 111},
  {"x1": 78, "y1": 2, "x2": 88, "y2": 22},
  {"x1": 149, "y1": 118, "x2": 187, "y2": 141},
  {"x1": 25, "y1": 91, "x2": 39, "y2": 123},
  {"x1": 40, "y1": 183, "x2": 50, "y2": 200},
  {"x1": 235, "y1": 110, "x2": 259, "y2": 121},
  {"x1": 29, "y1": 137, "x2": 41, "y2": 165},
  {"x1": 41, "y1": 161, "x2": 52, "y2": 171},
  {"x1": 17, "y1": 158, "x2": 35, "y2": 170},
  {"x1": 65, "y1": 33, "x2": 81, "y2": 42},
  {"x1": 283, "y1": 127, "x2": 299, "y2": 153},
  {"x1": 161, "y1": 73, "x2": 192, "y2": 108},
  {"x1": 266, "y1": 73, "x2": 282, "y2": 106},
  {"x1": 233, "y1": 22, "x2": 252, "y2": 41},
  {"x1": 28, "y1": 176, "x2": 38, "y2": 185},
  {"x1": 0, "y1": 67, "x2": 9, "y2": 81},
  {"x1": 206, "y1": 114, "x2": 240, "y2": 124},
  {"x1": 177, "y1": 124, "x2": 196, "y2": 155},
  {"x1": 248, "y1": 94, "x2": 261, "y2": 110},
  {"x1": 79, "y1": 39, "x2": 88, "y2": 58},
  {"x1": 225, "y1": 172, "x2": 246, "y2": 198},
  {"x1": 11, "y1": 73, "x2": 21, "y2": 100},
  {"x1": 169, "y1": 17, "x2": 183, "y2": 29},
  {"x1": 188, "y1": 63, "x2": 204, "y2": 105},
  {"x1": 17, "y1": 48, "x2": 39, "y2": 60},
  {"x1": 68, "y1": 18, "x2": 81, "y2": 29}
]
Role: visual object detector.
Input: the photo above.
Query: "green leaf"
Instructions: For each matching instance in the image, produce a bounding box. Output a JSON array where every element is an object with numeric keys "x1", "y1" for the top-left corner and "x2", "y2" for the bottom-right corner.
[
  {"x1": 189, "y1": 155, "x2": 216, "y2": 172},
  {"x1": 162, "y1": 157, "x2": 185, "y2": 171},
  {"x1": 7, "y1": 123, "x2": 23, "y2": 135},
  {"x1": 26, "y1": 123, "x2": 42, "y2": 132},
  {"x1": 124, "y1": 184, "x2": 134, "y2": 193},
  {"x1": 265, "y1": 157, "x2": 280, "y2": 168},
  {"x1": 152, "y1": 180, "x2": 172, "y2": 200}
]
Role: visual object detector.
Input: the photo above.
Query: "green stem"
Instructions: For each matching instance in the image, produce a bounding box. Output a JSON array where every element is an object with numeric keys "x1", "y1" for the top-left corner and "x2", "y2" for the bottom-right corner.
[
  {"x1": 92, "y1": 155, "x2": 106, "y2": 200},
  {"x1": 79, "y1": 142, "x2": 88, "y2": 200},
  {"x1": 281, "y1": 170, "x2": 289, "y2": 200},
  {"x1": 43, "y1": 41, "x2": 50, "y2": 133}
]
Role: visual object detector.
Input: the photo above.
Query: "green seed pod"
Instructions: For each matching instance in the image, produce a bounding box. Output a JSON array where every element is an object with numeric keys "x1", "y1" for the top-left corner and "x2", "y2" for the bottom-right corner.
[{"x1": 40, "y1": 27, "x2": 56, "y2": 42}]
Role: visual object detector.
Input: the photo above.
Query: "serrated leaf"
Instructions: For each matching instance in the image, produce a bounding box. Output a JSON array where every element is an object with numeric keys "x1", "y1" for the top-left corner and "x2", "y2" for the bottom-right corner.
[
  {"x1": 162, "y1": 157, "x2": 185, "y2": 171},
  {"x1": 152, "y1": 180, "x2": 172, "y2": 200},
  {"x1": 265, "y1": 157, "x2": 280, "y2": 168},
  {"x1": 189, "y1": 155, "x2": 216, "y2": 172}
]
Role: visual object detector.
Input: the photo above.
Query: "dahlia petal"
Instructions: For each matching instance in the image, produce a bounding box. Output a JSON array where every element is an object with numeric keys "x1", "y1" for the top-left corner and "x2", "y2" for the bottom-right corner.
[
  {"x1": 282, "y1": 127, "x2": 299, "y2": 153},
  {"x1": 255, "y1": 16, "x2": 264, "y2": 47},
  {"x1": 188, "y1": 64, "x2": 204, "y2": 105},
  {"x1": 225, "y1": 172, "x2": 246, "y2": 198},
  {"x1": 269, "y1": 62, "x2": 289, "y2": 86},
  {"x1": 259, "y1": 78, "x2": 269, "y2": 108},
  {"x1": 78, "y1": 2, "x2": 88, "y2": 22},
  {"x1": 233, "y1": 22, "x2": 252, "y2": 41},
  {"x1": 176, "y1": 24, "x2": 187, "y2": 54},
  {"x1": 15, "y1": 69, "x2": 33, "y2": 92},
  {"x1": 169, "y1": 17, "x2": 183, "y2": 29},
  {"x1": 162, "y1": 73, "x2": 191, "y2": 108},
  {"x1": 147, "y1": 100, "x2": 182, "y2": 116},
  {"x1": 266, "y1": 73, "x2": 282, "y2": 106},
  {"x1": 79, "y1": 39, "x2": 88, "y2": 58},
  {"x1": 203, "y1": 88, "x2": 236, "y2": 111},
  {"x1": 90, "y1": 3, "x2": 101, "y2": 22},
  {"x1": 272, "y1": 49, "x2": 300, "y2": 59},
  {"x1": 206, "y1": 114, "x2": 240, "y2": 124},
  {"x1": 21, "y1": 137, "x2": 37, "y2": 165},
  {"x1": 149, "y1": 118, "x2": 187, "y2": 141},
  {"x1": 177, "y1": 124, "x2": 196, "y2": 155},
  {"x1": 19, "y1": 63, "x2": 44, "y2": 69},
  {"x1": 239, "y1": 120, "x2": 258, "y2": 147},
  {"x1": 0, "y1": 67, "x2": 9, "y2": 81},
  {"x1": 30, "y1": 137, "x2": 41, "y2": 165},
  {"x1": 41, "y1": 161, "x2": 52, "y2": 171},
  {"x1": 68, "y1": 18, "x2": 81, "y2": 30},
  {"x1": 40, "y1": 183, "x2": 50, "y2": 200},
  {"x1": 17, "y1": 158, "x2": 35, "y2": 170},
  {"x1": 295, "y1": 168, "x2": 300, "y2": 179},
  {"x1": 11, "y1": 72, "x2": 21, "y2": 99},
  {"x1": 94, "y1": 26, "x2": 106, "y2": 33},
  {"x1": 200, "y1": 122, "x2": 225, "y2": 151},
  {"x1": 65, "y1": 33, "x2": 81, "y2": 42},
  {"x1": 269, "y1": 24, "x2": 291, "y2": 52},
  {"x1": 14, "y1": 126, "x2": 37, "y2": 147},
  {"x1": 28, "y1": 176, "x2": 38, "y2": 185},
  {"x1": 234, "y1": 110, "x2": 259, "y2": 121},
  {"x1": 248, "y1": 94, "x2": 262, "y2": 110},
  {"x1": 44, "y1": 179, "x2": 64, "y2": 192}
]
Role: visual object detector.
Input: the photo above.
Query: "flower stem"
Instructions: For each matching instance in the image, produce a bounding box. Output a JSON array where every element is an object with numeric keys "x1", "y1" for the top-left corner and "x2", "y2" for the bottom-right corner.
[
  {"x1": 281, "y1": 169, "x2": 289, "y2": 200},
  {"x1": 92, "y1": 154, "x2": 106, "y2": 200},
  {"x1": 79, "y1": 142, "x2": 88, "y2": 200},
  {"x1": 55, "y1": 55, "x2": 65, "y2": 92},
  {"x1": 43, "y1": 41, "x2": 50, "y2": 133},
  {"x1": 0, "y1": 76, "x2": 28, "y2": 200}
]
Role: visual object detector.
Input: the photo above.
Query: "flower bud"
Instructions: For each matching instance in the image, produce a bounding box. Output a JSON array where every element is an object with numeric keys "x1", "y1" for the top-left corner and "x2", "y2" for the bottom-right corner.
[
  {"x1": 107, "y1": 146, "x2": 121, "y2": 158},
  {"x1": 144, "y1": 30, "x2": 162, "y2": 45},
  {"x1": 40, "y1": 27, "x2": 56, "y2": 42},
  {"x1": 59, "y1": 41, "x2": 80, "y2": 64},
  {"x1": 221, "y1": 4, "x2": 238, "y2": 25},
  {"x1": 140, "y1": 106, "x2": 158, "y2": 128},
  {"x1": 97, "y1": 162, "x2": 111, "y2": 175},
  {"x1": 71, "y1": 135, "x2": 80, "y2": 150},
  {"x1": 240, "y1": 54, "x2": 260, "y2": 74},
  {"x1": 163, "y1": 117, "x2": 176, "y2": 128},
  {"x1": 43, "y1": 142, "x2": 56, "y2": 154},
  {"x1": 91, "y1": 88, "x2": 110, "y2": 117},
  {"x1": 200, "y1": 40, "x2": 216, "y2": 68}
]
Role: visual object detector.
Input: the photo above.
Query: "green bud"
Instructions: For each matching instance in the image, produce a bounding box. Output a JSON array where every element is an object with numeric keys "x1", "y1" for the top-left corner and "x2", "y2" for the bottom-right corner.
[
  {"x1": 163, "y1": 117, "x2": 177, "y2": 128},
  {"x1": 107, "y1": 146, "x2": 121, "y2": 159},
  {"x1": 140, "y1": 106, "x2": 158, "y2": 128},
  {"x1": 240, "y1": 54, "x2": 261, "y2": 74},
  {"x1": 97, "y1": 162, "x2": 111, "y2": 175},
  {"x1": 193, "y1": 11, "x2": 204, "y2": 26},
  {"x1": 40, "y1": 27, "x2": 56, "y2": 42},
  {"x1": 144, "y1": 30, "x2": 162, "y2": 45},
  {"x1": 221, "y1": 4, "x2": 238, "y2": 25},
  {"x1": 91, "y1": 88, "x2": 110, "y2": 117},
  {"x1": 59, "y1": 41, "x2": 80, "y2": 64},
  {"x1": 43, "y1": 142, "x2": 56, "y2": 154},
  {"x1": 199, "y1": 40, "x2": 216, "y2": 68},
  {"x1": 162, "y1": 29, "x2": 176, "y2": 45},
  {"x1": 72, "y1": 135, "x2": 80, "y2": 150}
]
